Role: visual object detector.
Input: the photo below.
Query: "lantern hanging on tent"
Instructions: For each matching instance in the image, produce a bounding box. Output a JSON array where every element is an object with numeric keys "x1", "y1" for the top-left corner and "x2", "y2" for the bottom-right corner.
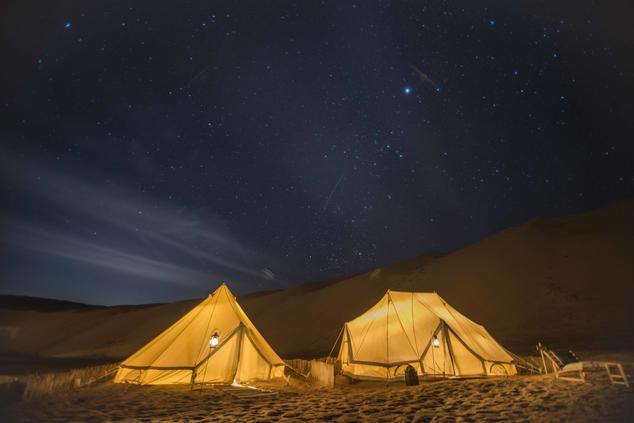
[
  {"x1": 209, "y1": 332, "x2": 219, "y2": 348},
  {"x1": 432, "y1": 335, "x2": 440, "y2": 348}
]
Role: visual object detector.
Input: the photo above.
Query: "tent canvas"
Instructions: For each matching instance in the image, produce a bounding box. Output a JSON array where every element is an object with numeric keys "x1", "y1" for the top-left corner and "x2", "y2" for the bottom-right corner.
[
  {"x1": 115, "y1": 283, "x2": 285, "y2": 385},
  {"x1": 337, "y1": 290, "x2": 516, "y2": 381}
]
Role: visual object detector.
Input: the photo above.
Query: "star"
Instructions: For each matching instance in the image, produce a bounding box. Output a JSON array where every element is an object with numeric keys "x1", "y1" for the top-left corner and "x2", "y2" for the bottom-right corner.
[{"x1": 2, "y1": 0, "x2": 632, "y2": 309}]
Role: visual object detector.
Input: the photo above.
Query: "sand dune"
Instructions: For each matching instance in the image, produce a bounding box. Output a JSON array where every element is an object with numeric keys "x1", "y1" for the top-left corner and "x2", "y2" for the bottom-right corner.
[{"x1": 1, "y1": 199, "x2": 633, "y2": 362}]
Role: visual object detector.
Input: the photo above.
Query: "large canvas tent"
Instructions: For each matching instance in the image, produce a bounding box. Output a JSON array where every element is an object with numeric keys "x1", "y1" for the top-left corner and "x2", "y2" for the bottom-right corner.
[
  {"x1": 115, "y1": 283, "x2": 285, "y2": 385},
  {"x1": 337, "y1": 290, "x2": 516, "y2": 380}
]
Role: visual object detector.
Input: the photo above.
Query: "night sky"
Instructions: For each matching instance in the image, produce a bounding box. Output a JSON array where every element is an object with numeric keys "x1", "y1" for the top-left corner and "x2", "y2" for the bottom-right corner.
[{"x1": 1, "y1": 1, "x2": 633, "y2": 305}]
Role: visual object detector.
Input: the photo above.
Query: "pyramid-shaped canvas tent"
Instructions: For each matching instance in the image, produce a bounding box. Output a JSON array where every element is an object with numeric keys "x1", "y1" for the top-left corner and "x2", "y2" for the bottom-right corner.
[
  {"x1": 337, "y1": 290, "x2": 516, "y2": 380},
  {"x1": 115, "y1": 283, "x2": 285, "y2": 385}
]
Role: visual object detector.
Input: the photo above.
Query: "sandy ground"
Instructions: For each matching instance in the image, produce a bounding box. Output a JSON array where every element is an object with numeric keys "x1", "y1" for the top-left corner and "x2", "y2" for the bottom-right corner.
[{"x1": 4, "y1": 372, "x2": 633, "y2": 422}]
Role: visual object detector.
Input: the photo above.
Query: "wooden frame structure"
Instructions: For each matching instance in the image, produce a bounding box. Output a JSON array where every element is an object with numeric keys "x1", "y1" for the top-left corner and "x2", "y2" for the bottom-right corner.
[{"x1": 536, "y1": 342, "x2": 629, "y2": 387}]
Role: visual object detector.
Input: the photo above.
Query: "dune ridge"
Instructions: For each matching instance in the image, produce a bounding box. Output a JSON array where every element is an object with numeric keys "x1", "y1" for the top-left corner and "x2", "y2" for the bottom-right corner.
[{"x1": 1, "y1": 199, "x2": 633, "y2": 361}]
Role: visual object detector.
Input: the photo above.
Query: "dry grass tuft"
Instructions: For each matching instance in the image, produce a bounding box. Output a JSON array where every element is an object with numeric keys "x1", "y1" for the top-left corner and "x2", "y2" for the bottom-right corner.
[{"x1": 19, "y1": 363, "x2": 119, "y2": 400}]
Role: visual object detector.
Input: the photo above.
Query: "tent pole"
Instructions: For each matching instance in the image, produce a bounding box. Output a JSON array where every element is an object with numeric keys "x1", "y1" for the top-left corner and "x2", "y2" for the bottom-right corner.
[
  {"x1": 231, "y1": 324, "x2": 245, "y2": 383},
  {"x1": 411, "y1": 292, "x2": 419, "y2": 362},
  {"x1": 327, "y1": 326, "x2": 345, "y2": 358}
]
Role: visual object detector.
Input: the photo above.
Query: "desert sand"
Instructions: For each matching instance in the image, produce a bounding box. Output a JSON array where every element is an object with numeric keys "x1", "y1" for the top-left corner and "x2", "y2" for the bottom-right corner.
[
  {"x1": 1, "y1": 200, "x2": 634, "y2": 421},
  {"x1": 1, "y1": 200, "x2": 633, "y2": 362},
  {"x1": 5, "y1": 370, "x2": 634, "y2": 422}
]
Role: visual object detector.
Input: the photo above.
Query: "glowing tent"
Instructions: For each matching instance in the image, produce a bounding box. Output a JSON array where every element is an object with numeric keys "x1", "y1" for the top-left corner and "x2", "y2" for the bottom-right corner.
[
  {"x1": 115, "y1": 283, "x2": 285, "y2": 385},
  {"x1": 337, "y1": 290, "x2": 516, "y2": 380}
]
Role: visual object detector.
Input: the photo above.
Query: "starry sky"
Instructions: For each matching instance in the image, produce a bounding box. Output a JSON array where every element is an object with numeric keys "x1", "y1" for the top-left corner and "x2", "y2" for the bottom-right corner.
[{"x1": 1, "y1": 1, "x2": 633, "y2": 305}]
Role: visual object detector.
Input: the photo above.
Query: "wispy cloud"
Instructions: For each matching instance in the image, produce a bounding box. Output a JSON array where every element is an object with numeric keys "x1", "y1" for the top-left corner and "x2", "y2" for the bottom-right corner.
[
  {"x1": 0, "y1": 149, "x2": 285, "y2": 292},
  {"x1": 5, "y1": 220, "x2": 210, "y2": 285}
]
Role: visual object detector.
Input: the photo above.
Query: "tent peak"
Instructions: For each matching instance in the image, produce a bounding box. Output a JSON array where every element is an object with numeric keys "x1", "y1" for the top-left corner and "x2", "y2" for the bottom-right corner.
[
  {"x1": 216, "y1": 282, "x2": 232, "y2": 291},
  {"x1": 384, "y1": 289, "x2": 442, "y2": 297},
  {"x1": 208, "y1": 282, "x2": 234, "y2": 298}
]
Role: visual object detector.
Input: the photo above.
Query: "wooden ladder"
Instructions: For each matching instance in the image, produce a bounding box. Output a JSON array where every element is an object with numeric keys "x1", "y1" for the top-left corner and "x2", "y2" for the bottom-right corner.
[{"x1": 604, "y1": 363, "x2": 630, "y2": 387}]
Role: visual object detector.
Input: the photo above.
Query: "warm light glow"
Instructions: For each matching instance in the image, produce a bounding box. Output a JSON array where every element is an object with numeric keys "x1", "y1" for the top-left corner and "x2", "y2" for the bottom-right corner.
[
  {"x1": 209, "y1": 333, "x2": 219, "y2": 348},
  {"x1": 432, "y1": 336, "x2": 440, "y2": 348}
]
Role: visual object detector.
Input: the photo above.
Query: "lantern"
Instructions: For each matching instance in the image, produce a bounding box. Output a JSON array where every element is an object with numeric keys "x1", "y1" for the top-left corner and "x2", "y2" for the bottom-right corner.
[{"x1": 432, "y1": 335, "x2": 440, "y2": 348}]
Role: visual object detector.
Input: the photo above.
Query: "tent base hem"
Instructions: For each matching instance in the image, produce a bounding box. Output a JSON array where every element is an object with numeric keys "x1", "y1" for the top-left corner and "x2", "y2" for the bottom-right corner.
[{"x1": 340, "y1": 370, "x2": 513, "y2": 382}]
